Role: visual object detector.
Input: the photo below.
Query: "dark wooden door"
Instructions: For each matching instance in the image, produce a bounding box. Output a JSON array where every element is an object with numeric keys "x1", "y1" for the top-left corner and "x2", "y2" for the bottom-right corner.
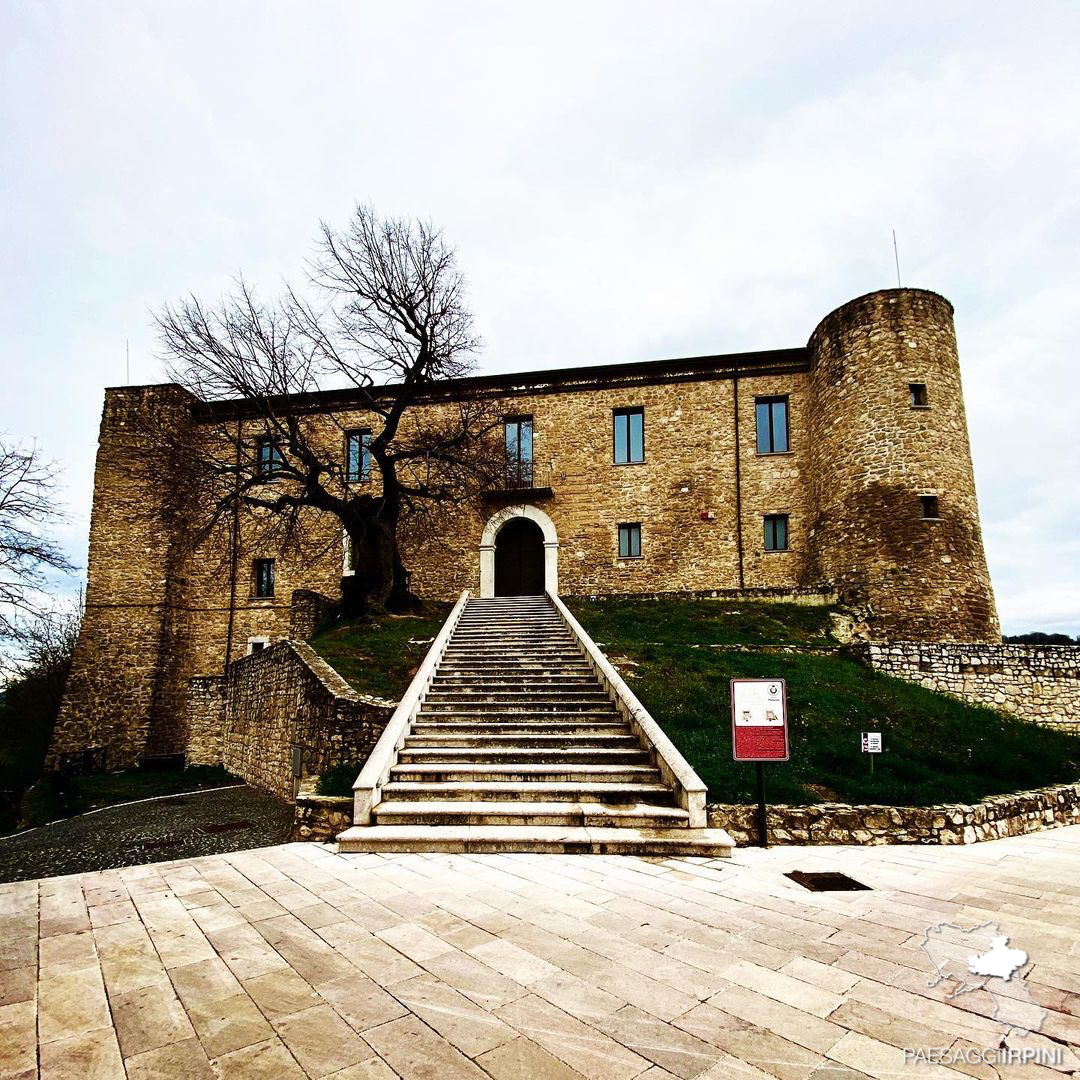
[{"x1": 494, "y1": 518, "x2": 545, "y2": 596}]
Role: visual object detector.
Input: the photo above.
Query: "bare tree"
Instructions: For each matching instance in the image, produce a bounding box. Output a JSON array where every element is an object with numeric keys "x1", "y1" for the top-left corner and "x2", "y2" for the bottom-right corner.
[
  {"x1": 155, "y1": 206, "x2": 503, "y2": 614},
  {"x1": 0, "y1": 441, "x2": 75, "y2": 662}
]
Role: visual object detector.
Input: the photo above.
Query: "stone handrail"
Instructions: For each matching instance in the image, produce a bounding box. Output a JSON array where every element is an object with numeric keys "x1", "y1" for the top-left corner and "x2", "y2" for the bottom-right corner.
[
  {"x1": 547, "y1": 590, "x2": 707, "y2": 827},
  {"x1": 352, "y1": 589, "x2": 471, "y2": 824}
]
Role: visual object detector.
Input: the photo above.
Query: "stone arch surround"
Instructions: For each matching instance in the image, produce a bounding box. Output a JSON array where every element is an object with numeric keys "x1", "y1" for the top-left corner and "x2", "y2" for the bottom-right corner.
[{"x1": 479, "y1": 505, "x2": 559, "y2": 598}]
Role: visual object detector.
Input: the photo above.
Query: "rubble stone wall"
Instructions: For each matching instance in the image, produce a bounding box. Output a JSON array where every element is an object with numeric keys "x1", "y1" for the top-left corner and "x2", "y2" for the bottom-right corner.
[
  {"x1": 292, "y1": 782, "x2": 353, "y2": 842},
  {"x1": 709, "y1": 782, "x2": 1080, "y2": 846},
  {"x1": 208, "y1": 641, "x2": 395, "y2": 801},
  {"x1": 867, "y1": 642, "x2": 1080, "y2": 729}
]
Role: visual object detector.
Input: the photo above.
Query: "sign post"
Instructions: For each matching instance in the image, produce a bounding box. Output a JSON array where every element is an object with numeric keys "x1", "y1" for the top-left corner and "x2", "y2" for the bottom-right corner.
[
  {"x1": 731, "y1": 679, "x2": 789, "y2": 848},
  {"x1": 861, "y1": 731, "x2": 882, "y2": 774}
]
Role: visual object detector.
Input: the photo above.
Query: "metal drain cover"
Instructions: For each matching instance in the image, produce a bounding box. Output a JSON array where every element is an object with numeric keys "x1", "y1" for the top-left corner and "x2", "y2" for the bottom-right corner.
[{"x1": 785, "y1": 870, "x2": 870, "y2": 892}]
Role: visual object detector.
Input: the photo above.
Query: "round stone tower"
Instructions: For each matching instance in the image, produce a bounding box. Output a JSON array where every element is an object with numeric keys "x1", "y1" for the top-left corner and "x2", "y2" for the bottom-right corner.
[{"x1": 806, "y1": 288, "x2": 999, "y2": 642}]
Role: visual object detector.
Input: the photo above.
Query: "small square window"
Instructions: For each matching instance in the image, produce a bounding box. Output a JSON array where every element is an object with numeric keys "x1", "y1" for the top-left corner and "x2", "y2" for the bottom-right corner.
[
  {"x1": 253, "y1": 558, "x2": 275, "y2": 598},
  {"x1": 613, "y1": 408, "x2": 644, "y2": 464},
  {"x1": 764, "y1": 514, "x2": 789, "y2": 551},
  {"x1": 618, "y1": 522, "x2": 642, "y2": 558},
  {"x1": 756, "y1": 397, "x2": 789, "y2": 454},
  {"x1": 909, "y1": 383, "x2": 929, "y2": 408},
  {"x1": 920, "y1": 495, "x2": 940, "y2": 520},
  {"x1": 255, "y1": 435, "x2": 284, "y2": 479},
  {"x1": 345, "y1": 429, "x2": 372, "y2": 483},
  {"x1": 246, "y1": 637, "x2": 269, "y2": 654}
]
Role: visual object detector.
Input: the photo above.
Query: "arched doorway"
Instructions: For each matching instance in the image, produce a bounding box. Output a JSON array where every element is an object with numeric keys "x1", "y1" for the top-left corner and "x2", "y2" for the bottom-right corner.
[
  {"x1": 479, "y1": 505, "x2": 559, "y2": 598},
  {"x1": 494, "y1": 518, "x2": 545, "y2": 595}
]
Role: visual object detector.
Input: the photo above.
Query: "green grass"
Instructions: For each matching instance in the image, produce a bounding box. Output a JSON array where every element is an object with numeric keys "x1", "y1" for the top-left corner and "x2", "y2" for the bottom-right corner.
[
  {"x1": 314, "y1": 762, "x2": 359, "y2": 798},
  {"x1": 309, "y1": 603, "x2": 453, "y2": 699},
  {"x1": 14, "y1": 764, "x2": 238, "y2": 832},
  {"x1": 569, "y1": 598, "x2": 1080, "y2": 807}
]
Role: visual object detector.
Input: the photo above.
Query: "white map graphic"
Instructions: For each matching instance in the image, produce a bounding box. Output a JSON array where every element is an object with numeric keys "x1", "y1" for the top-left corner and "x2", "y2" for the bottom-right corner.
[
  {"x1": 919, "y1": 921, "x2": 1046, "y2": 1036},
  {"x1": 967, "y1": 935, "x2": 1026, "y2": 981}
]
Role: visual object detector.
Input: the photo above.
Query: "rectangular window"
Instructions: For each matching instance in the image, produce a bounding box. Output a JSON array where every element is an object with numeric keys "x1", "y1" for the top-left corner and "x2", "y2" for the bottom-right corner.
[
  {"x1": 618, "y1": 522, "x2": 642, "y2": 558},
  {"x1": 920, "y1": 495, "x2": 940, "y2": 519},
  {"x1": 504, "y1": 416, "x2": 534, "y2": 487},
  {"x1": 253, "y1": 559, "x2": 275, "y2": 598},
  {"x1": 255, "y1": 435, "x2": 284, "y2": 479},
  {"x1": 909, "y1": 382, "x2": 929, "y2": 407},
  {"x1": 345, "y1": 429, "x2": 372, "y2": 483},
  {"x1": 755, "y1": 397, "x2": 789, "y2": 454},
  {"x1": 613, "y1": 408, "x2": 644, "y2": 464},
  {"x1": 764, "y1": 514, "x2": 789, "y2": 551}
]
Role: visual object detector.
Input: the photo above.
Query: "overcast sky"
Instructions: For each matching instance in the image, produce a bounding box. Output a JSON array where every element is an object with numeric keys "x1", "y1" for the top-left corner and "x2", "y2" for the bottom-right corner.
[{"x1": 2, "y1": 2, "x2": 1078, "y2": 635}]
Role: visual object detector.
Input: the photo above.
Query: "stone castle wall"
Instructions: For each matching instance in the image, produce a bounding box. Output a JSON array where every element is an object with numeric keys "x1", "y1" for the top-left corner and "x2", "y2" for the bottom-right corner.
[
  {"x1": 866, "y1": 642, "x2": 1080, "y2": 729},
  {"x1": 708, "y1": 782, "x2": 1080, "y2": 846},
  {"x1": 806, "y1": 290, "x2": 998, "y2": 642},
  {"x1": 47, "y1": 385, "x2": 200, "y2": 770},
  {"x1": 50, "y1": 288, "x2": 1004, "y2": 769},
  {"x1": 186, "y1": 640, "x2": 395, "y2": 800}
]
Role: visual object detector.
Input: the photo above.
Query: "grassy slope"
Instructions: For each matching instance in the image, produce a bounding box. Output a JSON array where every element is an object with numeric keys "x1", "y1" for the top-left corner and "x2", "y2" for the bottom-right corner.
[
  {"x1": 569, "y1": 598, "x2": 1080, "y2": 807},
  {"x1": 309, "y1": 603, "x2": 453, "y2": 700}
]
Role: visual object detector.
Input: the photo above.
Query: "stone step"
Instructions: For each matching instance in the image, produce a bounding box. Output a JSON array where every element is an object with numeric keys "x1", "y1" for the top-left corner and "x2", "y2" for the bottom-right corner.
[
  {"x1": 412, "y1": 721, "x2": 630, "y2": 736},
  {"x1": 397, "y1": 746, "x2": 651, "y2": 764},
  {"x1": 371, "y1": 800, "x2": 691, "y2": 828},
  {"x1": 421, "y1": 698, "x2": 614, "y2": 712},
  {"x1": 413, "y1": 714, "x2": 622, "y2": 728},
  {"x1": 423, "y1": 692, "x2": 612, "y2": 705},
  {"x1": 436, "y1": 663, "x2": 595, "y2": 673},
  {"x1": 337, "y1": 825, "x2": 736, "y2": 857},
  {"x1": 380, "y1": 781, "x2": 676, "y2": 804},
  {"x1": 431, "y1": 678, "x2": 601, "y2": 689},
  {"x1": 388, "y1": 763, "x2": 663, "y2": 783},
  {"x1": 454, "y1": 621, "x2": 565, "y2": 629},
  {"x1": 442, "y1": 648, "x2": 584, "y2": 657},
  {"x1": 404, "y1": 733, "x2": 641, "y2": 748}
]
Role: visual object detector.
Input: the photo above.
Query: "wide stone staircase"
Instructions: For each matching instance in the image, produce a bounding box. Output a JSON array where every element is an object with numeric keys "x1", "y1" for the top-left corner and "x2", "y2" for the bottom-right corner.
[{"x1": 337, "y1": 595, "x2": 735, "y2": 855}]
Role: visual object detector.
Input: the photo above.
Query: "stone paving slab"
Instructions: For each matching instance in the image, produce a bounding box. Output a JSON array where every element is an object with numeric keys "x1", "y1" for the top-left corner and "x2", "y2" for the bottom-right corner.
[{"x1": 2, "y1": 828, "x2": 1080, "y2": 1078}]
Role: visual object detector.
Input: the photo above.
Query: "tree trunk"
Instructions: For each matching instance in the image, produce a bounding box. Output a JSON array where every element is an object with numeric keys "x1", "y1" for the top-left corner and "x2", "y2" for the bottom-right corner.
[{"x1": 343, "y1": 513, "x2": 418, "y2": 616}]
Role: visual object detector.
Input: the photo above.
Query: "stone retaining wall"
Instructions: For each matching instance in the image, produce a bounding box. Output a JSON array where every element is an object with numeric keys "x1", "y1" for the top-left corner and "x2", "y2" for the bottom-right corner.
[
  {"x1": 292, "y1": 782, "x2": 353, "y2": 842},
  {"x1": 867, "y1": 642, "x2": 1080, "y2": 729},
  {"x1": 566, "y1": 588, "x2": 837, "y2": 606},
  {"x1": 708, "y1": 781, "x2": 1080, "y2": 846},
  {"x1": 185, "y1": 641, "x2": 395, "y2": 801}
]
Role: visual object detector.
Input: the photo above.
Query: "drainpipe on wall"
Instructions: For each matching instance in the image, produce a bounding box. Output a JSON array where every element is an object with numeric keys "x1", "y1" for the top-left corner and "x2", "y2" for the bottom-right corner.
[
  {"x1": 223, "y1": 420, "x2": 242, "y2": 673},
  {"x1": 733, "y1": 369, "x2": 745, "y2": 590}
]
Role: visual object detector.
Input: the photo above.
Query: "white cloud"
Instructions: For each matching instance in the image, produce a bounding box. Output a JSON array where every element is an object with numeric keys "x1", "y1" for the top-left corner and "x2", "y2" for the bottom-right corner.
[{"x1": 2, "y1": 0, "x2": 1079, "y2": 633}]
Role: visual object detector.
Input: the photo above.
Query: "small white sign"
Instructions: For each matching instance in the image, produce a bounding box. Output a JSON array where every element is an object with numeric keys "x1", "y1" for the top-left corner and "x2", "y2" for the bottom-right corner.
[{"x1": 862, "y1": 731, "x2": 882, "y2": 754}]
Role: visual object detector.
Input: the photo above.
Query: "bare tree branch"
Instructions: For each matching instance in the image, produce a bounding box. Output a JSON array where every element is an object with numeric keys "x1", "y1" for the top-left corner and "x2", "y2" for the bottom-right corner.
[
  {"x1": 0, "y1": 440, "x2": 76, "y2": 655},
  {"x1": 149, "y1": 205, "x2": 502, "y2": 614}
]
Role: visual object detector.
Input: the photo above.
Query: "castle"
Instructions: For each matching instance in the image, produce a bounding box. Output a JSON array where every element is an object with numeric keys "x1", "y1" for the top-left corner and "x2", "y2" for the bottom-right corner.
[{"x1": 49, "y1": 288, "x2": 1006, "y2": 771}]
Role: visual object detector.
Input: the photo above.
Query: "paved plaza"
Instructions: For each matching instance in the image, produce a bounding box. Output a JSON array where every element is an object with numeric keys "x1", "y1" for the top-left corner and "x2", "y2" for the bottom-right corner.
[{"x1": 2, "y1": 828, "x2": 1079, "y2": 1079}]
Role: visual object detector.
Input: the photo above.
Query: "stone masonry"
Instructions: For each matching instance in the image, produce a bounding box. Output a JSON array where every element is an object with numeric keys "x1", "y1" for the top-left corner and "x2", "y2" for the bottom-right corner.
[
  {"x1": 867, "y1": 641, "x2": 1080, "y2": 729},
  {"x1": 709, "y1": 781, "x2": 1080, "y2": 846},
  {"x1": 51, "y1": 288, "x2": 1007, "y2": 769},
  {"x1": 186, "y1": 640, "x2": 395, "y2": 801}
]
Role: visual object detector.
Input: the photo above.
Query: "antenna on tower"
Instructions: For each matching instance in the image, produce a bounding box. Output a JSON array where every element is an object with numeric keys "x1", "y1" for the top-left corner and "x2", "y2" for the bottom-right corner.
[
  {"x1": 126, "y1": 339, "x2": 130, "y2": 384},
  {"x1": 892, "y1": 230, "x2": 902, "y2": 288}
]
